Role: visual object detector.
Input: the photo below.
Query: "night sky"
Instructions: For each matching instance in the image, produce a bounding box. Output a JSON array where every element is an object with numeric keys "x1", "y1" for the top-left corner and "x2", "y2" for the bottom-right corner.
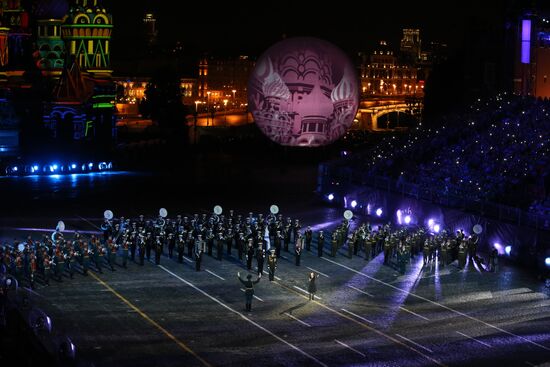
[{"x1": 108, "y1": 0, "x2": 545, "y2": 59}]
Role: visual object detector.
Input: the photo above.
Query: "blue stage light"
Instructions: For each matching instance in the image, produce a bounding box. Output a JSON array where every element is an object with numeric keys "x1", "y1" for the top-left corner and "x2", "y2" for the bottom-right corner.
[
  {"x1": 351, "y1": 200, "x2": 357, "y2": 208},
  {"x1": 13, "y1": 166, "x2": 18, "y2": 172},
  {"x1": 376, "y1": 208, "x2": 383, "y2": 217},
  {"x1": 428, "y1": 219, "x2": 434, "y2": 227},
  {"x1": 88, "y1": 162, "x2": 93, "y2": 169},
  {"x1": 52, "y1": 164, "x2": 58, "y2": 170},
  {"x1": 404, "y1": 215, "x2": 412, "y2": 224},
  {"x1": 71, "y1": 164, "x2": 77, "y2": 169},
  {"x1": 327, "y1": 193, "x2": 334, "y2": 201},
  {"x1": 433, "y1": 224, "x2": 440, "y2": 233},
  {"x1": 545, "y1": 257, "x2": 550, "y2": 267}
]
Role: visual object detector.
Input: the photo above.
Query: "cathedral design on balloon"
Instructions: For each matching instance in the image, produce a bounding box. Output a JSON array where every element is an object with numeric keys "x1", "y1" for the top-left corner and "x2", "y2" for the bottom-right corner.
[{"x1": 249, "y1": 38, "x2": 359, "y2": 147}]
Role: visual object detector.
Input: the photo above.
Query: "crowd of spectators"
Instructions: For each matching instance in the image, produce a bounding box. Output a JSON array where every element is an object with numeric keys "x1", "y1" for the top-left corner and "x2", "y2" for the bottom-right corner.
[{"x1": 338, "y1": 94, "x2": 550, "y2": 213}]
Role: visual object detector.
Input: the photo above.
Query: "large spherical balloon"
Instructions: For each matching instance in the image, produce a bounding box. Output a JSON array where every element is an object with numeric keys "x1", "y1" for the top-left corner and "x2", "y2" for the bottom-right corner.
[{"x1": 249, "y1": 37, "x2": 359, "y2": 147}]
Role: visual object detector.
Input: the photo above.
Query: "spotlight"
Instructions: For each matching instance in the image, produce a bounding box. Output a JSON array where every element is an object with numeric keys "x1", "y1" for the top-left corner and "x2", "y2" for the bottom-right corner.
[
  {"x1": 376, "y1": 208, "x2": 383, "y2": 217},
  {"x1": 327, "y1": 193, "x2": 334, "y2": 201},
  {"x1": 351, "y1": 200, "x2": 357, "y2": 208},
  {"x1": 13, "y1": 166, "x2": 18, "y2": 172},
  {"x1": 71, "y1": 164, "x2": 77, "y2": 170},
  {"x1": 545, "y1": 257, "x2": 550, "y2": 267},
  {"x1": 404, "y1": 215, "x2": 411, "y2": 224},
  {"x1": 88, "y1": 162, "x2": 93, "y2": 169},
  {"x1": 505, "y1": 245, "x2": 512, "y2": 256},
  {"x1": 428, "y1": 219, "x2": 434, "y2": 227},
  {"x1": 433, "y1": 224, "x2": 440, "y2": 233}
]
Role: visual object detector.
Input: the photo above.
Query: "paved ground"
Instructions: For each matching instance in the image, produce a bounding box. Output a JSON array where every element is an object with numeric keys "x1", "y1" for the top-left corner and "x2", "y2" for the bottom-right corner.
[
  {"x1": 5, "y1": 206, "x2": 550, "y2": 367},
  {"x1": 1, "y1": 160, "x2": 549, "y2": 367}
]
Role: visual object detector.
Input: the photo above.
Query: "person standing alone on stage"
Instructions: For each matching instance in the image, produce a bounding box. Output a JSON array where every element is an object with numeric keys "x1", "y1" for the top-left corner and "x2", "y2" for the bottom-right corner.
[
  {"x1": 308, "y1": 272, "x2": 319, "y2": 301},
  {"x1": 237, "y1": 272, "x2": 261, "y2": 311}
]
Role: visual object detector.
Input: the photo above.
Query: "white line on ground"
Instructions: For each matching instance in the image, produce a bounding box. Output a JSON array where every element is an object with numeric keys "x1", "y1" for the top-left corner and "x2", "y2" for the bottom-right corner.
[
  {"x1": 395, "y1": 334, "x2": 433, "y2": 353},
  {"x1": 205, "y1": 269, "x2": 225, "y2": 281},
  {"x1": 340, "y1": 308, "x2": 374, "y2": 324},
  {"x1": 320, "y1": 256, "x2": 550, "y2": 352},
  {"x1": 240, "y1": 289, "x2": 264, "y2": 302},
  {"x1": 399, "y1": 306, "x2": 430, "y2": 321},
  {"x1": 293, "y1": 285, "x2": 322, "y2": 300},
  {"x1": 306, "y1": 266, "x2": 330, "y2": 278},
  {"x1": 158, "y1": 265, "x2": 327, "y2": 367},
  {"x1": 284, "y1": 312, "x2": 311, "y2": 327},
  {"x1": 347, "y1": 285, "x2": 374, "y2": 297},
  {"x1": 182, "y1": 256, "x2": 194, "y2": 263},
  {"x1": 456, "y1": 331, "x2": 491, "y2": 348},
  {"x1": 334, "y1": 339, "x2": 366, "y2": 357},
  {"x1": 262, "y1": 270, "x2": 282, "y2": 281}
]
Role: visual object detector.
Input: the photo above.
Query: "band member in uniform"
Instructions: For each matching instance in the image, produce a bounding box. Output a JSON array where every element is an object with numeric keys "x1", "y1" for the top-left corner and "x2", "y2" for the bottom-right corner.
[
  {"x1": 267, "y1": 250, "x2": 277, "y2": 281},
  {"x1": 177, "y1": 234, "x2": 185, "y2": 264},
  {"x1": 216, "y1": 232, "x2": 224, "y2": 261},
  {"x1": 194, "y1": 235, "x2": 205, "y2": 271},
  {"x1": 317, "y1": 231, "x2": 324, "y2": 257},
  {"x1": 304, "y1": 226, "x2": 313, "y2": 251},
  {"x1": 237, "y1": 272, "x2": 261, "y2": 312},
  {"x1": 256, "y1": 249, "x2": 265, "y2": 276},
  {"x1": 295, "y1": 234, "x2": 303, "y2": 266},
  {"x1": 246, "y1": 239, "x2": 254, "y2": 270},
  {"x1": 122, "y1": 239, "x2": 129, "y2": 268},
  {"x1": 43, "y1": 256, "x2": 52, "y2": 286},
  {"x1": 154, "y1": 236, "x2": 162, "y2": 265},
  {"x1": 138, "y1": 235, "x2": 145, "y2": 266}
]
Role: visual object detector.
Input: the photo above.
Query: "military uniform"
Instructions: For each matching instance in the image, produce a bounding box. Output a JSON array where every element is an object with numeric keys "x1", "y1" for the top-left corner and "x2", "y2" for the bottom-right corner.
[
  {"x1": 317, "y1": 232, "x2": 324, "y2": 257},
  {"x1": 304, "y1": 227, "x2": 312, "y2": 251},
  {"x1": 194, "y1": 236, "x2": 205, "y2": 271},
  {"x1": 237, "y1": 272, "x2": 261, "y2": 311},
  {"x1": 246, "y1": 241, "x2": 254, "y2": 270},
  {"x1": 267, "y1": 251, "x2": 277, "y2": 281},
  {"x1": 295, "y1": 236, "x2": 303, "y2": 266},
  {"x1": 256, "y1": 249, "x2": 265, "y2": 276}
]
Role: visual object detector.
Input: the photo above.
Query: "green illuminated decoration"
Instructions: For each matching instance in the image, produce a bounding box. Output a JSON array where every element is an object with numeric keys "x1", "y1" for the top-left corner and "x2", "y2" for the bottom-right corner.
[
  {"x1": 85, "y1": 120, "x2": 93, "y2": 136},
  {"x1": 92, "y1": 102, "x2": 114, "y2": 109}
]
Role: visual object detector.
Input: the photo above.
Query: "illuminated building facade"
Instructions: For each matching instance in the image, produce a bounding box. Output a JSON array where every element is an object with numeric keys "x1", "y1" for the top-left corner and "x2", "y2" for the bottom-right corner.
[
  {"x1": 514, "y1": 13, "x2": 550, "y2": 98},
  {"x1": 359, "y1": 41, "x2": 423, "y2": 97},
  {"x1": 0, "y1": 0, "x2": 116, "y2": 146},
  {"x1": 198, "y1": 55, "x2": 254, "y2": 108}
]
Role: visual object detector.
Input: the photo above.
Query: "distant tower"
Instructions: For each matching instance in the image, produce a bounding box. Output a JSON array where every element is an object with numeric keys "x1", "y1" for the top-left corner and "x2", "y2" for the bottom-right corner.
[
  {"x1": 143, "y1": 12, "x2": 157, "y2": 47},
  {"x1": 61, "y1": 0, "x2": 113, "y2": 78},
  {"x1": 400, "y1": 29, "x2": 421, "y2": 63},
  {"x1": 34, "y1": 0, "x2": 69, "y2": 77},
  {"x1": 198, "y1": 57, "x2": 208, "y2": 98},
  {"x1": 35, "y1": 20, "x2": 65, "y2": 77}
]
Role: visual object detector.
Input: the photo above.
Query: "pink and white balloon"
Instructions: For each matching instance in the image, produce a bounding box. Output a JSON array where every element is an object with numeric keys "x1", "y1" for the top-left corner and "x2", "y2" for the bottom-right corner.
[{"x1": 249, "y1": 37, "x2": 359, "y2": 147}]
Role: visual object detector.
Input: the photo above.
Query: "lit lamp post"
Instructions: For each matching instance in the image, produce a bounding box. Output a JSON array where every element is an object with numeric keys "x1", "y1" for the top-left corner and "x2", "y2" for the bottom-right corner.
[
  {"x1": 206, "y1": 91, "x2": 211, "y2": 126},
  {"x1": 231, "y1": 89, "x2": 236, "y2": 107},
  {"x1": 223, "y1": 99, "x2": 228, "y2": 126}
]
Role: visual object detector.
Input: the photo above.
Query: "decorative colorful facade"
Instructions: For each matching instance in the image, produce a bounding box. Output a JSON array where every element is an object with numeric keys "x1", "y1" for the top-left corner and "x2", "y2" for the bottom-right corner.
[{"x1": 0, "y1": 0, "x2": 116, "y2": 148}]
